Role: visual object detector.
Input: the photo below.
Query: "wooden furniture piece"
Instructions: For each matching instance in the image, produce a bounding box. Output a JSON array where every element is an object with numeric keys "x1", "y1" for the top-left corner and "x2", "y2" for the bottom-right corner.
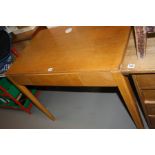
[
  {"x1": 6, "y1": 26, "x2": 144, "y2": 128},
  {"x1": 134, "y1": 26, "x2": 155, "y2": 58},
  {"x1": 12, "y1": 26, "x2": 46, "y2": 43},
  {"x1": 121, "y1": 30, "x2": 155, "y2": 128}
]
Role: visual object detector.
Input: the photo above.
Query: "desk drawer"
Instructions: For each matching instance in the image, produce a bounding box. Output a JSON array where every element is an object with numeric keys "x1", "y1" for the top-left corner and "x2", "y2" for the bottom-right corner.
[
  {"x1": 133, "y1": 74, "x2": 155, "y2": 128},
  {"x1": 146, "y1": 104, "x2": 155, "y2": 115},
  {"x1": 135, "y1": 74, "x2": 155, "y2": 89},
  {"x1": 7, "y1": 72, "x2": 116, "y2": 87},
  {"x1": 142, "y1": 90, "x2": 155, "y2": 103},
  {"x1": 148, "y1": 115, "x2": 155, "y2": 128},
  {"x1": 8, "y1": 74, "x2": 83, "y2": 86}
]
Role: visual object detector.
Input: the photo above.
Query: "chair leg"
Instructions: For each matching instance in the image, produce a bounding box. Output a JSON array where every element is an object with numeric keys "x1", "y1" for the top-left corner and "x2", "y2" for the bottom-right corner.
[{"x1": 134, "y1": 26, "x2": 147, "y2": 58}]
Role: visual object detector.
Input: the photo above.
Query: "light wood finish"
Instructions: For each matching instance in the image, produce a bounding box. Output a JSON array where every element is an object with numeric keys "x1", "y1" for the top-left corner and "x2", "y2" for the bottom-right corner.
[
  {"x1": 142, "y1": 90, "x2": 155, "y2": 104},
  {"x1": 133, "y1": 74, "x2": 155, "y2": 128},
  {"x1": 121, "y1": 30, "x2": 155, "y2": 128},
  {"x1": 9, "y1": 77, "x2": 56, "y2": 120},
  {"x1": 134, "y1": 74, "x2": 155, "y2": 89},
  {"x1": 132, "y1": 75, "x2": 152, "y2": 126},
  {"x1": 7, "y1": 72, "x2": 116, "y2": 87},
  {"x1": 7, "y1": 27, "x2": 130, "y2": 75},
  {"x1": 78, "y1": 71, "x2": 116, "y2": 86},
  {"x1": 112, "y1": 72, "x2": 143, "y2": 128},
  {"x1": 121, "y1": 31, "x2": 155, "y2": 74},
  {"x1": 6, "y1": 26, "x2": 144, "y2": 128}
]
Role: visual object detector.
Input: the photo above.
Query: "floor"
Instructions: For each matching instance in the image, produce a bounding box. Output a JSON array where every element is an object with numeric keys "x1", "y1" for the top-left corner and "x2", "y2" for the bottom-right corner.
[{"x1": 0, "y1": 87, "x2": 148, "y2": 129}]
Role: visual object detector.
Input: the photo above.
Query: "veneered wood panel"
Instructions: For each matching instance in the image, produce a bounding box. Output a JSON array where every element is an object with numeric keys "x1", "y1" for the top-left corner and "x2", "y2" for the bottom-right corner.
[
  {"x1": 7, "y1": 73, "x2": 82, "y2": 86},
  {"x1": 135, "y1": 74, "x2": 155, "y2": 89},
  {"x1": 79, "y1": 71, "x2": 116, "y2": 86},
  {"x1": 121, "y1": 31, "x2": 155, "y2": 74},
  {"x1": 132, "y1": 75, "x2": 151, "y2": 127},
  {"x1": 113, "y1": 72, "x2": 144, "y2": 128},
  {"x1": 8, "y1": 71, "x2": 116, "y2": 87},
  {"x1": 5, "y1": 27, "x2": 145, "y2": 128},
  {"x1": 142, "y1": 90, "x2": 155, "y2": 103},
  {"x1": 7, "y1": 26, "x2": 130, "y2": 75},
  {"x1": 148, "y1": 115, "x2": 155, "y2": 128},
  {"x1": 9, "y1": 77, "x2": 56, "y2": 120},
  {"x1": 146, "y1": 104, "x2": 155, "y2": 115}
]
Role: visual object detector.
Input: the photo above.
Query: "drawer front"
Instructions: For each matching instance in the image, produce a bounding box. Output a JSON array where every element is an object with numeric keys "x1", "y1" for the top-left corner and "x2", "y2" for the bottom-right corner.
[
  {"x1": 8, "y1": 72, "x2": 116, "y2": 87},
  {"x1": 8, "y1": 74, "x2": 83, "y2": 86},
  {"x1": 146, "y1": 104, "x2": 155, "y2": 115},
  {"x1": 142, "y1": 90, "x2": 155, "y2": 103},
  {"x1": 135, "y1": 74, "x2": 155, "y2": 89},
  {"x1": 148, "y1": 116, "x2": 155, "y2": 128},
  {"x1": 133, "y1": 74, "x2": 155, "y2": 128}
]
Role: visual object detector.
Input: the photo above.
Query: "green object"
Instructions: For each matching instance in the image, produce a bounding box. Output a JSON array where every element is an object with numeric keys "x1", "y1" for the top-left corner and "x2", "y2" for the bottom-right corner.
[
  {"x1": 0, "y1": 77, "x2": 36, "y2": 110},
  {"x1": 24, "y1": 89, "x2": 36, "y2": 108}
]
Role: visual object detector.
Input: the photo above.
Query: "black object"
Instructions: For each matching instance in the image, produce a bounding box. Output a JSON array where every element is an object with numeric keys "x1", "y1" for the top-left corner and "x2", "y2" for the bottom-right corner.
[
  {"x1": 0, "y1": 28, "x2": 13, "y2": 73},
  {"x1": 0, "y1": 29, "x2": 11, "y2": 60}
]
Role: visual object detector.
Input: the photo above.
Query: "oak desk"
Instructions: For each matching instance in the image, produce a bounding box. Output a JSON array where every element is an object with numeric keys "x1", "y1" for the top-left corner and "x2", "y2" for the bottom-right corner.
[
  {"x1": 121, "y1": 31, "x2": 155, "y2": 128},
  {"x1": 6, "y1": 26, "x2": 144, "y2": 128}
]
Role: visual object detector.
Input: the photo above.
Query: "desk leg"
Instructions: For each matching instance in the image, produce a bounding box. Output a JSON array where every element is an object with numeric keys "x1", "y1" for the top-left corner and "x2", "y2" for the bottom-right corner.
[
  {"x1": 8, "y1": 78, "x2": 56, "y2": 121},
  {"x1": 112, "y1": 72, "x2": 144, "y2": 129}
]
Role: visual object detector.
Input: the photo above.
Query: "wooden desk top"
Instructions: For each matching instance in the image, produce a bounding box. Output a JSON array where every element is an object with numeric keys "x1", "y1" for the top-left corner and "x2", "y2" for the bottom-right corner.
[
  {"x1": 7, "y1": 26, "x2": 130, "y2": 76},
  {"x1": 121, "y1": 31, "x2": 155, "y2": 74},
  {"x1": 6, "y1": 27, "x2": 144, "y2": 129}
]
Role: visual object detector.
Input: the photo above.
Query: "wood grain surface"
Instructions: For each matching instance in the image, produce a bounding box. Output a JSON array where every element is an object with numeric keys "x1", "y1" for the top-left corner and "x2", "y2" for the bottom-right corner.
[{"x1": 7, "y1": 26, "x2": 130, "y2": 76}]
